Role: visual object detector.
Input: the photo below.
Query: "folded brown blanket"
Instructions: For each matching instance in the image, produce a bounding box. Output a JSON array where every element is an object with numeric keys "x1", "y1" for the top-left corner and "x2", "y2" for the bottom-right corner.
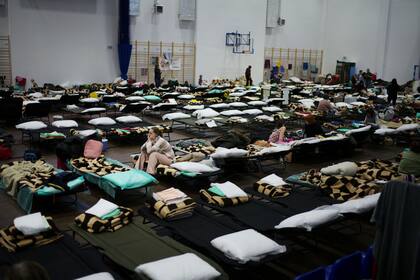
[
  {"x1": 151, "y1": 198, "x2": 196, "y2": 220},
  {"x1": 199, "y1": 189, "x2": 249, "y2": 207},
  {"x1": 254, "y1": 181, "x2": 291, "y2": 198},
  {"x1": 0, "y1": 217, "x2": 62, "y2": 252},
  {"x1": 74, "y1": 207, "x2": 134, "y2": 233}
]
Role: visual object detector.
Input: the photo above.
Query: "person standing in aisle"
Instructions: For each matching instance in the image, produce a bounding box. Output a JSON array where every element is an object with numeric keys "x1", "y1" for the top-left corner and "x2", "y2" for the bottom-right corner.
[
  {"x1": 387, "y1": 78, "x2": 400, "y2": 106},
  {"x1": 154, "y1": 63, "x2": 162, "y2": 88},
  {"x1": 245, "y1": 65, "x2": 252, "y2": 86}
]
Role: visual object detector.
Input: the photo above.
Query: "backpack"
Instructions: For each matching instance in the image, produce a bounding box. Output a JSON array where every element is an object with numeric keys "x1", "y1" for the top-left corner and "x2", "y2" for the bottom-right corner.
[
  {"x1": 0, "y1": 145, "x2": 12, "y2": 160},
  {"x1": 84, "y1": 140, "x2": 103, "y2": 159},
  {"x1": 24, "y1": 149, "x2": 41, "y2": 161}
]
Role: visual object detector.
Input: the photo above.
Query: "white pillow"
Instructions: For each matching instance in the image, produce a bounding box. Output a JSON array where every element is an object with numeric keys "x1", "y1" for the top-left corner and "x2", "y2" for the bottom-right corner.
[
  {"x1": 242, "y1": 109, "x2": 263, "y2": 115},
  {"x1": 332, "y1": 193, "x2": 381, "y2": 214},
  {"x1": 396, "y1": 123, "x2": 419, "y2": 132},
  {"x1": 211, "y1": 229, "x2": 286, "y2": 264},
  {"x1": 163, "y1": 92, "x2": 180, "y2": 97},
  {"x1": 351, "y1": 101, "x2": 366, "y2": 106},
  {"x1": 255, "y1": 115, "x2": 274, "y2": 122},
  {"x1": 178, "y1": 94, "x2": 195, "y2": 99},
  {"x1": 88, "y1": 117, "x2": 116, "y2": 126},
  {"x1": 262, "y1": 106, "x2": 282, "y2": 112},
  {"x1": 210, "y1": 103, "x2": 230, "y2": 109},
  {"x1": 135, "y1": 253, "x2": 221, "y2": 280},
  {"x1": 14, "y1": 212, "x2": 50, "y2": 236},
  {"x1": 210, "y1": 181, "x2": 247, "y2": 198},
  {"x1": 86, "y1": 199, "x2": 119, "y2": 218},
  {"x1": 230, "y1": 102, "x2": 248, "y2": 108},
  {"x1": 183, "y1": 105, "x2": 204, "y2": 111},
  {"x1": 248, "y1": 100, "x2": 267, "y2": 106},
  {"x1": 81, "y1": 107, "x2": 106, "y2": 113},
  {"x1": 162, "y1": 112, "x2": 191, "y2": 120},
  {"x1": 80, "y1": 98, "x2": 99, "y2": 103},
  {"x1": 320, "y1": 161, "x2": 359, "y2": 176},
  {"x1": 374, "y1": 128, "x2": 396, "y2": 135},
  {"x1": 211, "y1": 147, "x2": 248, "y2": 159},
  {"x1": 28, "y1": 92, "x2": 43, "y2": 98},
  {"x1": 229, "y1": 148, "x2": 248, "y2": 157},
  {"x1": 23, "y1": 100, "x2": 40, "y2": 106},
  {"x1": 66, "y1": 104, "x2": 80, "y2": 110},
  {"x1": 192, "y1": 108, "x2": 220, "y2": 119},
  {"x1": 260, "y1": 174, "x2": 287, "y2": 187},
  {"x1": 76, "y1": 272, "x2": 115, "y2": 280},
  {"x1": 345, "y1": 125, "x2": 371, "y2": 135},
  {"x1": 126, "y1": 96, "x2": 145, "y2": 101},
  {"x1": 50, "y1": 90, "x2": 65, "y2": 95},
  {"x1": 220, "y1": 110, "x2": 244, "y2": 116},
  {"x1": 16, "y1": 121, "x2": 47, "y2": 130},
  {"x1": 78, "y1": 129, "x2": 97, "y2": 137},
  {"x1": 116, "y1": 115, "x2": 142, "y2": 123},
  {"x1": 52, "y1": 120, "x2": 78, "y2": 128},
  {"x1": 170, "y1": 162, "x2": 219, "y2": 173},
  {"x1": 274, "y1": 209, "x2": 341, "y2": 231},
  {"x1": 229, "y1": 92, "x2": 247, "y2": 97},
  {"x1": 335, "y1": 102, "x2": 352, "y2": 108}
]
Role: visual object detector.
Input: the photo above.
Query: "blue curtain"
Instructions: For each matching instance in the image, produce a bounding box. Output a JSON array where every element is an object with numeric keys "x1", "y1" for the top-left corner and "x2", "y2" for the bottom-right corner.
[{"x1": 118, "y1": 0, "x2": 132, "y2": 80}]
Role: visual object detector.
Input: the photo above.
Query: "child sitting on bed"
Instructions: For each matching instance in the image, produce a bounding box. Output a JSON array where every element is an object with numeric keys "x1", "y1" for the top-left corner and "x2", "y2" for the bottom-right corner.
[
  {"x1": 268, "y1": 121, "x2": 290, "y2": 144},
  {"x1": 136, "y1": 127, "x2": 175, "y2": 175}
]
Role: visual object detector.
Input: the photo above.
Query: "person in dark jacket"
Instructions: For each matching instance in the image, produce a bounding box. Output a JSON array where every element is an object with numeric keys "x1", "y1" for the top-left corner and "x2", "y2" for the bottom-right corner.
[
  {"x1": 154, "y1": 64, "x2": 162, "y2": 88},
  {"x1": 245, "y1": 65, "x2": 252, "y2": 86},
  {"x1": 387, "y1": 78, "x2": 400, "y2": 106},
  {"x1": 303, "y1": 114, "x2": 324, "y2": 137}
]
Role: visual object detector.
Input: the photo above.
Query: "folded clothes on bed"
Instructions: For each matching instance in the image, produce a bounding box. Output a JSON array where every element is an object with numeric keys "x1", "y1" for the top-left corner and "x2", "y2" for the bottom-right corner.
[
  {"x1": 74, "y1": 206, "x2": 134, "y2": 233},
  {"x1": 254, "y1": 181, "x2": 291, "y2": 198},
  {"x1": 71, "y1": 156, "x2": 129, "y2": 176},
  {"x1": 153, "y1": 187, "x2": 188, "y2": 205},
  {"x1": 150, "y1": 198, "x2": 196, "y2": 221},
  {"x1": 199, "y1": 189, "x2": 249, "y2": 207},
  {"x1": 0, "y1": 216, "x2": 62, "y2": 252}
]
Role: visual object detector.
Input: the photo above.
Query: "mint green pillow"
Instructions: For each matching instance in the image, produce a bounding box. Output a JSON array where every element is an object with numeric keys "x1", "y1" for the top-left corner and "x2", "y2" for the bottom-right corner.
[
  {"x1": 144, "y1": 95, "x2": 162, "y2": 102},
  {"x1": 101, "y1": 209, "x2": 121, "y2": 220},
  {"x1": 180, "y1": 170, "x2": 198, "y2": 177},
  {"x1": 207, "y1": 89, "x2": 223, "y2": 94},
  {"x1": 103, "y1": 169, "x2": 158, "y2": 190},
  {"x1": 67, "y1": 176, "x2": 85, "y2": 189},
  {"x1": 208, "y1": 186, "x2": 225, "y2": 197}
]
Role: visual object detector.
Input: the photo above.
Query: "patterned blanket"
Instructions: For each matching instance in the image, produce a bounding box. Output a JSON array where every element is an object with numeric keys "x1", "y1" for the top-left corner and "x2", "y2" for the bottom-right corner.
[
  {"x1": 254, "y1": 181, "x2": 291, "y2": 198},
  {"x1": 70, "y1": 156, "x2": 129, "y2": 176},
  {"x1": 0, "y1": 160, "x2": 55, "y2": 197},
  {"x1": 299, "y1": 159, "x2": 400, "y2": 201},
  {"x1": 199, "y1": 189, "x2": 249, "y2": 207},
  {"x1": 74, "y1": 207, "x2": 133, "y2": 233}
]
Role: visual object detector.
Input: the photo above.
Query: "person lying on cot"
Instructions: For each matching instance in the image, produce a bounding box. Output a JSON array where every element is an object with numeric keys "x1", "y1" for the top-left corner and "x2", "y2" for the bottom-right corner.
[{"x1": 136, "y1": 127, "x2": 174, "y2": 175}]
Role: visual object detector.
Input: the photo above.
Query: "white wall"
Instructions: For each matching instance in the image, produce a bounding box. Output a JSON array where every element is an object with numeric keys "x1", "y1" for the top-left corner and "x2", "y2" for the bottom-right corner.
[
  {"x1": 130, "y1": 0, "x2": 195, "y2": 43},
  {"x1": 195, "y1": 0, "x2": 267, "y2": 84},
  {"x1": 382, "y1": 0, "x2": 420, "y2": 82},
  {"x1": 9, "y1": 0, "x2": 118, "y2": 85},
  {"x1": 322, "y1": 0, "x2": 389, "y2": 77},
  {"x1": 0, "y1": 0, "x2": 8, "y2": 36},
  {"x1": 265, "y1": 0, "x2": 326, "y2": 50}
]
